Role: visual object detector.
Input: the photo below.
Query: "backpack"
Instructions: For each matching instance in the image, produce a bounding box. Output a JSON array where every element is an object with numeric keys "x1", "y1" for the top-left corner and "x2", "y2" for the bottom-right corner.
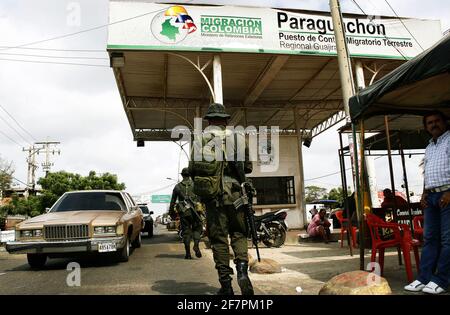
[{"x1": 189, "y1": 129, "x2": 227, "y2": 200}]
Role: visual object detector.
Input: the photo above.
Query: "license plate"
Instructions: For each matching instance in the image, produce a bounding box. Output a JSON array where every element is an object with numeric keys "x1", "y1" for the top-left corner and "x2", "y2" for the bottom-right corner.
[{"x1": 98, "y1": 242, "x2": 116, "y2": 253}]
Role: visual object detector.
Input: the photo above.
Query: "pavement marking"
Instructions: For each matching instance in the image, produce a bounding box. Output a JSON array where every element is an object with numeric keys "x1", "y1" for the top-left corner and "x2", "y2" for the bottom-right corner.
[{"x1": 0, "y1": 273, "x2": 6, "y2": 276}]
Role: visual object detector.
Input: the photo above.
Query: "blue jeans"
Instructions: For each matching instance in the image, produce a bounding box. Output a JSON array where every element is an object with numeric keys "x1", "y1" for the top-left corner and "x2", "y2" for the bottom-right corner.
[{"x1": 417, "y1": 190, "x2": 450, "y2": 289}]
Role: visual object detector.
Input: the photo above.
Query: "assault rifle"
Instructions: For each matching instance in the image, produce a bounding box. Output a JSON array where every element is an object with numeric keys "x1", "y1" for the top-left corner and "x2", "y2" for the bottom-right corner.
[
  {"x1": 181, "y1": 197, "x2": 204, "y2": 223},
  {"x1": 233, "y1": 182, "x2": 261, "y2": 262}
]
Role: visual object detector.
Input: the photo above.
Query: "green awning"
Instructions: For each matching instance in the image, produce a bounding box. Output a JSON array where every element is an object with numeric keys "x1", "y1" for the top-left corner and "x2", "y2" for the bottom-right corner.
[{"x1": 349, "y1": 34, "x2": 450, "y2": 121}]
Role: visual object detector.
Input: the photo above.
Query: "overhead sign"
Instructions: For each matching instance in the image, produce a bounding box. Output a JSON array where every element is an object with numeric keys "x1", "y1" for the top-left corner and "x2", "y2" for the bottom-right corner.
[
  {"x1": 151, "y1": 195, "x2": 172, "y2": 203},
  {"x1": 108, "y1": 2, "x2": 442, "y2": 60}
]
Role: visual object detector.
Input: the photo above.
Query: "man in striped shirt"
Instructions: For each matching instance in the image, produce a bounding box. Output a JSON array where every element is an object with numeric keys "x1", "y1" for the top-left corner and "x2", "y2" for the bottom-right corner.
[{"x1": 405, "y1": 110, "x2": 450, "y2": 294}]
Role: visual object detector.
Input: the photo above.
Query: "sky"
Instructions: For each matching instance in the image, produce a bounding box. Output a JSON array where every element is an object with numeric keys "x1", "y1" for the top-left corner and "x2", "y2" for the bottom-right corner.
[{"x1": 0, "y1": 0, "x2": 448, "y2": 216}]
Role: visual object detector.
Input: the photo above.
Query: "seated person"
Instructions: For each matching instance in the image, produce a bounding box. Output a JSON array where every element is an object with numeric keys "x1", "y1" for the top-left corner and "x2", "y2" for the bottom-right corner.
[
  {"x1": 381, "y1": 188, "x2": 408, "y2": 209},
  {"x1": 307, "y1": 209, "x2": 331, "y2": 243}
]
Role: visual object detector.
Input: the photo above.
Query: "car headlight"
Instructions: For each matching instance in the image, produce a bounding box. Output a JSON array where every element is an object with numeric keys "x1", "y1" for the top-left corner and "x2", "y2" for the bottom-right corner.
[
  {"x1": 33, "y1": 229, "x2": 43, "y2": 237},
  {"x1": 93, "y1": 226, "x2": 116, "y2": 235},
  {"x1": 21, "y1": 230, "x2": 33, "y2": 238}
]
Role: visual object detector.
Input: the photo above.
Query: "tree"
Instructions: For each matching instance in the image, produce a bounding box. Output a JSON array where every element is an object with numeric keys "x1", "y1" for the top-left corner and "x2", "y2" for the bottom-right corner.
[
  {"x1": 0, "y1": 156, "x2": 15, "y2": 195},
  {"x1": 305, "y1": 185, "x2": 327, "y2": 203},
  {"x1": 1, "y1": 170, "x2": 126, "y2": 217},
  {"x1": 327, "y1": 187, "x2": 345, "y2": 205}
]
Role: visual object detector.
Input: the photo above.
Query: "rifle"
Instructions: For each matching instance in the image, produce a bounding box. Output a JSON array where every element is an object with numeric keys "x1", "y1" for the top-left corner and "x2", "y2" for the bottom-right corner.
[
  {"x1": 181, "y1": 197, "x2": 204, "y2": 223},
  {"x1": 233, "y1": 182, "x2": 261, "y2": 263}
]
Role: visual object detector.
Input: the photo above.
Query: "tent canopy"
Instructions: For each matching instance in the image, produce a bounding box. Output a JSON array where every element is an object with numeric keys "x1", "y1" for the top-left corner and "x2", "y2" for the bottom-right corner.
[
  {"x1": 341, "y1": 129, "x2": 430, "y2": 152},
  {"x1": 349, "y1": 34, "x2": 450, "y2": 124}
]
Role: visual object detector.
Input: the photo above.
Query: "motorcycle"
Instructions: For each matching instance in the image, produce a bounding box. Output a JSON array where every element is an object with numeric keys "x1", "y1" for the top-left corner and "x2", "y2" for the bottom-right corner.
[{"x1": 252, "y1": 209, "x2": 288, "y2": 248}]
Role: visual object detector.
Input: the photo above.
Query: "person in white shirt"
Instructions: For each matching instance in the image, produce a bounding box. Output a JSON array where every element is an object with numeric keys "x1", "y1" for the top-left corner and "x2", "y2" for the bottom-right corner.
[{"x1": 405, "y1": 110, "x2": 450, "y2": 295}]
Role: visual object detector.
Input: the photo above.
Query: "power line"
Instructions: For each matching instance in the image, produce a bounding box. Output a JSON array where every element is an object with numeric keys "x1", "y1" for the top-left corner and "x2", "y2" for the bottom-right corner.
[
  {"x1": 305, "y1": 167, "x2": 352, "y2": 181},
  {"x1": 350, "y1": 0, "x2": 408, "y2": 61},
  {"x1": 383, "y1": 0, "x2": 425, "y2": 51},
  {"x1": 0, "y1": 52, "x2": 108, "y2": 60},
  {"x1": 0, "y1": 103, "x2": 37, "y2": 142},
  {"x1": 0, "y1": 57, "x2": 109, "y2": 68},
  {"x1": 0, "y1": 129, "x2": 24, "y2": 147},
  {"x1": 0, "y1": 0, "x2": 194, "y2": 52},
  {"x1": 0, "y1": 46, "x2": 105, "y2": 52},
  {"x1": 136, "y1": 182, "x2": 176, "y2": 196},
  {"x1": 0, "y1": 169, "x2": 29, "y2": 187},
  {"x1": 0, "y1": 114, "x2": 31, "y2": 146}
]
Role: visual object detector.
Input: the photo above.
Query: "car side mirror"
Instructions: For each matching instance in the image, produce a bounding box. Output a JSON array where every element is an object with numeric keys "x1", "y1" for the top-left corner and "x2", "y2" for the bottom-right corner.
[
  {"x1": 46, "y1": 207, "x2": 51, "y2": 213},
  {"x1": 150, "y1": 211, "x2": 154, "y2": 215}
]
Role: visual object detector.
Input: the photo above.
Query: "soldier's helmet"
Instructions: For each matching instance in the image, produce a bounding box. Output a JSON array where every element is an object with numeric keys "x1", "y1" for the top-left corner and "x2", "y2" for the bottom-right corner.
[
  {"x1": 203, "y1": 103, "x2": 231, "y2": 120},
  {"x1": 181, "y1": 167, "x2": 190, "y2": 176}
]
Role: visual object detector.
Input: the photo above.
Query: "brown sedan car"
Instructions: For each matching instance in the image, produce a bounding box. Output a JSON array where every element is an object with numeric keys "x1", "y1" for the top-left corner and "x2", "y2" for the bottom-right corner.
[{"x1": 6, "y1": 190, "x2": 144, "y2": 268}]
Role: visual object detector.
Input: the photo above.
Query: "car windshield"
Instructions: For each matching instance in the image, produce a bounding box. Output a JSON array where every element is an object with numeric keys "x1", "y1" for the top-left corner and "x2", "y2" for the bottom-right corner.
[
  {"x1": 51, "y1": 192, "x2": 127, "y2": 212},
  {"x1": 139, "y1": 205, "x2": 149, "y2": 214}
]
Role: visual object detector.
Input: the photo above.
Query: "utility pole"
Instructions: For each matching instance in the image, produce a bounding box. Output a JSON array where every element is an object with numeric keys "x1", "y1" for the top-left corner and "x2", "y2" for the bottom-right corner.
[
  {"x1": 329, "y1": 0, "x2": 365, "y2": 270},
  {"x1": 35, "y1": 141, "x2": 61, "y2": 177},
  {"x1": 23, "y1": 145, "x2": 39, "y2": 197},
  {"x1": 23, "y1": 141, "x2": 61, "y2": 196}
]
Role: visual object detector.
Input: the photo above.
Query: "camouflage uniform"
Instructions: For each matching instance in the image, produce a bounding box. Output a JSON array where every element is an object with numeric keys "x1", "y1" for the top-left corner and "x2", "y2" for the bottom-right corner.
[
  {"x1": 190, "y1": 103, "x2": 254, "y2": 295},
  {"x1": 169, "y1": 169, "x2": 203, "y2": 259}
]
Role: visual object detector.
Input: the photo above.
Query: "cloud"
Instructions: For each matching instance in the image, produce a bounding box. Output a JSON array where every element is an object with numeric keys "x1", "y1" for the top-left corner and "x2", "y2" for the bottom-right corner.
[{"x1": 0, "y1": 0, "x2": 444, "y2": 215}]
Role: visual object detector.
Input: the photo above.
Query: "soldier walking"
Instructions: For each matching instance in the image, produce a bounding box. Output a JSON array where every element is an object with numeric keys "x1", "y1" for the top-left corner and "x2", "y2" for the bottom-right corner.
[
  {"x1": 169, "y1": 168, "x2": 203, "y2": 259},
  {"x1": 189, "y1": 103, "x2": 254, "y2": 295}
]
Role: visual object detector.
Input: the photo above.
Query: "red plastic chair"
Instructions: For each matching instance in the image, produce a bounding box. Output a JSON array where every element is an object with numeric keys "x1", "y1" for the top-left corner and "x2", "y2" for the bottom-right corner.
[
  {"x1": 335, "y1": 210, "x2": 357, "y2": 248},
  {"x1": 365, "y1": 213, "x2": 420, "y2": 283},
  {"x1": 413, "y1": 215, "x2": 424, "y2": 243}
]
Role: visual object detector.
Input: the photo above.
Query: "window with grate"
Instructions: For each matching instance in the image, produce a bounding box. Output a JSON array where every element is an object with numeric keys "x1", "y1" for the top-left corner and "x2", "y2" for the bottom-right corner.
[{"x1": 249, "y1": 176, "x2": 296, "y2": 205}]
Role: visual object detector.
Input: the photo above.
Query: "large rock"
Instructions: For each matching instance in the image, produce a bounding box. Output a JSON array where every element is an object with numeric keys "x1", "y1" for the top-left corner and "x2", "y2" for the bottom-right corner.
[
  {"x1": 249, "y1": 258, "x2": 282, "y2": 274},
  {"x1": 319, "y1": 270, "x2": 392, "y2": 295}
]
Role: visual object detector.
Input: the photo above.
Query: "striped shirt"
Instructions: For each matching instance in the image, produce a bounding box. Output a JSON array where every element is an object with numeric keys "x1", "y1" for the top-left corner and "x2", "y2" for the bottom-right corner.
[{"x1": 424, "y1": 130, "x2": 450, "y2": 189}]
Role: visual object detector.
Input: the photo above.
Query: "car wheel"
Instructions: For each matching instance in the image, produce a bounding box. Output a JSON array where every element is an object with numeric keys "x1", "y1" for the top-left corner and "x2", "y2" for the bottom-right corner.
[
  {"x1": 27, "y1": 253, "x2": 47, "y2": 269},
  {"x1": 118, "y1": 236, "x2": 130, "y2": 262},
  {"x1": 132, "y1": 231, "x2": 142, "y2": 248}
]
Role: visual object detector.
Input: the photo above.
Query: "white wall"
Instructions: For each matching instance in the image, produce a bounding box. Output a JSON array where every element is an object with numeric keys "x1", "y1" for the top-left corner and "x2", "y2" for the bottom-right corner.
[{"x1": 249, "y1": 135, "x2": 305, "y2": 229}]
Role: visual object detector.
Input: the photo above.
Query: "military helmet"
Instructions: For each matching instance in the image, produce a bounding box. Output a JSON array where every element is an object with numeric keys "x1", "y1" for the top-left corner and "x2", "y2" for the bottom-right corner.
[
  {"x1": 181, "y1": 167, "x2": 190, "y2": 176},
  {"x1": 203, "y1": 103, "x2": 231, "y2": 119}
]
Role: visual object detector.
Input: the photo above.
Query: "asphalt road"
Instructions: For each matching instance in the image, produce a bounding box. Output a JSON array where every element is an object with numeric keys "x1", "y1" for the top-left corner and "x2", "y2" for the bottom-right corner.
[{"x1": 0, "y1": 225, "x2": 221, "y2": 295}]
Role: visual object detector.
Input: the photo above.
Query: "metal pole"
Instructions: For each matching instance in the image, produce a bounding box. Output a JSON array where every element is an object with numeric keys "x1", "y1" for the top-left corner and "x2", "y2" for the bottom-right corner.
[
  {"x1": 330, "y1": 0, "x2": 363, "y2": 267},
  {"x1": 355, "y1": 61, "x2": 378, "y2": 208},
  {"x1": 399, "y1": 140, "x2": 414, "y2": 231},
  {"x1": 339, "y1": 132, "x2": 353, "y2": 256},
  {"x1": 384, "y1": 116, "x2": 403, "y2": 265},
  {"x1": 294, "y1": 109, "x2": 307, "y2": 228},
  {"x1": 352, "y1": 123, "x2": 365, "y2": 270},
  {"x1": 213, "y1": 55, "x2": 223, "y2": 104},
  {"x1": 385, "y1": 116, "x2": 396, "y2": 201}
]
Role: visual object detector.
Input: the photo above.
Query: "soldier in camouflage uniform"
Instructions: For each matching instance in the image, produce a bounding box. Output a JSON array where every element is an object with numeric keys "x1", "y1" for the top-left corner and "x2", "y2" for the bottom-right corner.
[
  {"x1": 189, "y1": 103, "x2": 254, "y2": 295},
  {"x1": 169, "y1": 168, "x2": 203, "y2": 259}
]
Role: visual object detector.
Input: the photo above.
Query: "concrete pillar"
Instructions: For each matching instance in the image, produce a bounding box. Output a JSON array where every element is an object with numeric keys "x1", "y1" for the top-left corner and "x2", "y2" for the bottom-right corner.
[
  {"x1": 213, "y1": 55, "x2": 223, "y2": 104},
  {"x1": 294, "y1": 109, "x2": 306, "y2": 228}
]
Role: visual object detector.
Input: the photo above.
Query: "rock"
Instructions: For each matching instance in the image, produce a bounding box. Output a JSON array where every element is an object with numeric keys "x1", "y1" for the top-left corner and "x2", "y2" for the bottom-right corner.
[
  {"x1": 249, "y1": 258, "x2": 282, "y2": 274},
  {"x1": 319, "y1": 270, "x2": 392, "y2": 295}
]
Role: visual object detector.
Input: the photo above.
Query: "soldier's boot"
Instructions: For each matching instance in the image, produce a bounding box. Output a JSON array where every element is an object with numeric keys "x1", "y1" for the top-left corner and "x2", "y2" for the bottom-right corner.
[
  {"x1": 184, "y1": 243, "x2": 192, "y2": 259},
  {"x1": 217, "y1": 279, "x2": 234, "y2": 295},
  {"x1": 236, "y1": 261, "x2": 254, "y2": 295},
  {"x1": 193, "y1": 241, "x2": 202, "y2": 258}
]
